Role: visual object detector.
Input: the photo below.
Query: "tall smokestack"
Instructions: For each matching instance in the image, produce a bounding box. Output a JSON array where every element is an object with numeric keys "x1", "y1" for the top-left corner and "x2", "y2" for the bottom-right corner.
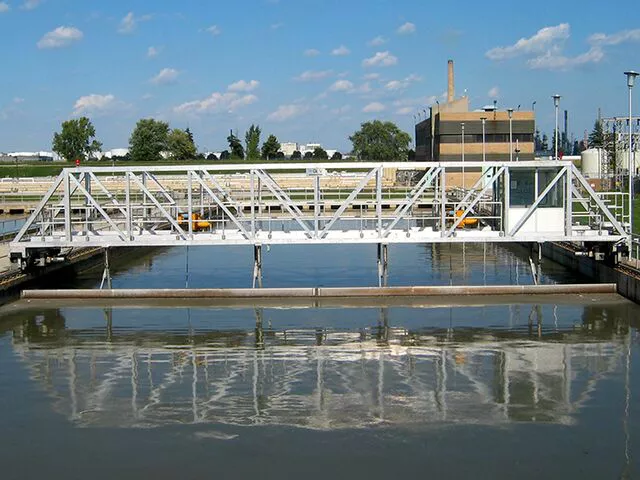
[{"x1": 447, "y1": 60, "x2": 455, "y2": 103}]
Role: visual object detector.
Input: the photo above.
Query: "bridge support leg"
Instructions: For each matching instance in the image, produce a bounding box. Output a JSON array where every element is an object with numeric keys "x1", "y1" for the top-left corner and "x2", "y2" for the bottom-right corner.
[
  {"x1": 377, "y1": 243, "x2": 388, "y2": 287},
  {"x1": 252, "y1": 245, "x2": 263, "y2": 289},
  {"x1": 100, "y1": 248, "x2": 112, "y2": 290},
  {"x1": 528, "y1": 243, "x2": 542, "y2": 286}
]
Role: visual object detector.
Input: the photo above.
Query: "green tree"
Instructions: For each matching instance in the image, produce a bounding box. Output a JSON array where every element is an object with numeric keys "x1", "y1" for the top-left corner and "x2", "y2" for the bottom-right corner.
[
  {"x1": 331, "y1": 151, "x2": 343, "y2": 161},
  {"x1": 261, "y1": 134, "x2": 281, "y2": 159},
  {"x1": 227, "y1": 131, "x2": 245, "y2": 159},
  {"x1": 185, "y1": 127, "x2": 195, "y2": 148},
  {"x1": 588, "y1": 119, "x2": 605, "y2": 148},
  {"x1": 313, "y1": 146, "x2": 328, "y2": 160},
  {"x1": 245, "y1": 124, "x2": 261, "y2": 160},
  {"x1": 275, "y1": 151, "x2": 286, "y2": 160},
  {"x1": 129, "y1": 119, "x2": 170, "y2": 162},
  {"x1": 168, "y1": 128, "x2": 197, "y2": 161},
  {"x1": 291, "y1": 150, "x2": 302, "y2": 160},
  {"x1": 220, "y1": 150, "x2": 231, "y2": 160},
  {"x1": 349, "y1": 120, "x2": 412, "y2": 161},
  {"x1": 207, "y1": 153, "x2": 219, "y2": 161},
  {"x1": 541, "y1": 133, "x2": 549, "y2": 152},
  {"x1": 52, "y1": 117, "x2": 102, "y2": 162},
  {"x1": 303, "y1": 151, "x2": 313, "y2": 160}
]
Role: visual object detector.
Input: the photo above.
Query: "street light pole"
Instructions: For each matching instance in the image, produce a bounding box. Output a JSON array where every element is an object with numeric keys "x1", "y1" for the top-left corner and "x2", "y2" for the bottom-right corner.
[
  {"x1": 461, "y1": 122, "x2": 465, "y2": 188},
  {"x1": 507, "y1": 108, "x2": 514, "y2": 162},
  {"x1": 553, "y1": 95, "x2": 561, "y2": 160},
  {"x1": 624, "y1": 71, "x2": 639, "y2": 240},
  {"x1": 480, "y1": 117, "x2": 487, "y2": 163}
]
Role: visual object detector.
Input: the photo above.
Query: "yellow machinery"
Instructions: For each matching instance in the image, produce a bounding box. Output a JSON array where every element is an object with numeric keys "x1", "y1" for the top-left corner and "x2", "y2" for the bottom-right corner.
[
  {"x1": 455, "y1": 209, "x2": 479, "y2": 228},
  {"x1": 177, "y1": 213, "x2": 211, "y2": 232}
]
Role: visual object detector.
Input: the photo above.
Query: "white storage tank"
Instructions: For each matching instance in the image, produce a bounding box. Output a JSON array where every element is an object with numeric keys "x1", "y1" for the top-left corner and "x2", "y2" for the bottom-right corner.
[{"x1": 581, "y1": 148, "x2": 604, "y2": 178}]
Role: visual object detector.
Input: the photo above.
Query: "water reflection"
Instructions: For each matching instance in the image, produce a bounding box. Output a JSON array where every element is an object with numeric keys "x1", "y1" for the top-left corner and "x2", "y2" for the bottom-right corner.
[{"x1": 10, "y1": 304, "x2": 634, "y2": 431}]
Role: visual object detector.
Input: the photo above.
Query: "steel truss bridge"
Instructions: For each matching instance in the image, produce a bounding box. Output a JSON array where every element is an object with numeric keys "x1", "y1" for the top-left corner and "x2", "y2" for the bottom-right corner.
[{"x1": 9, "y1": 161, "x2": 630, "y2": 284}]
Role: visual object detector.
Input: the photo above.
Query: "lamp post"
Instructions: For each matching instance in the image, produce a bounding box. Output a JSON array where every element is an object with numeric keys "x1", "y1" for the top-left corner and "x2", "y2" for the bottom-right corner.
[
  {"x1": 553, "y1": 95, "x2": 561, "y2": 160},
  {"x1": 624, "y1": 71, "x2": 639, "y2": 239},
  {"x1": 461, "y1": 122, "x2": 465, "y2": 188},
  {"x1": 507, "y1": 108, "x2": 514, "y2": 162},
  {"x1": 480, "y1": 117, "x2": 487, "y2": 163}
]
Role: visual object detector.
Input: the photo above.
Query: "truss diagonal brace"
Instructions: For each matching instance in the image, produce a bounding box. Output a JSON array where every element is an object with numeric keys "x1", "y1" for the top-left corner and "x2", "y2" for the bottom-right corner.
[
  {"x1": 320, "y1": 167, "x2": 379, "y2": 238},
  {"x1": 383, "y1": 167, "x2": 441, "y2": 237},
  {"x1": 199, "y1": 170, "x2": 247, "y2": 219},
  {"x1": 69, "y1": 175, "x2": 128, "y2": 242},
  {"x1": 128, "y1": 172, "x2": 187, "y2": 240},
  {"x1": 571, "y1": 164, "x2": 628, "y2": 236},
  {"x1": 190, "y1": 172, "x2": 250, "y2": 239},
  {"x1": 255, "y1": 169, "x2": 313, "y2": 237},
  {"x1": 446, "y1": 166, "x2": 506, "y2": 235},
  {"x1": 13, "y1": 172, "x2": 64, "y2": 243}
]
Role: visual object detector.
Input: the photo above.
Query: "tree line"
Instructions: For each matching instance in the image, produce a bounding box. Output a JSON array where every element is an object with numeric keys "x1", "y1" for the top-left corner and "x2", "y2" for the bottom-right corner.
[{"x1": 52, "y1": 117, "x2": 414, "y2": 162}]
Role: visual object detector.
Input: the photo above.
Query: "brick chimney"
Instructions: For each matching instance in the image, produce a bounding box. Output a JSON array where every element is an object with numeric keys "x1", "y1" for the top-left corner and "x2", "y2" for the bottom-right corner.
[{"x1": 447, "y1": 60, "x2": 455, "y2": 103}]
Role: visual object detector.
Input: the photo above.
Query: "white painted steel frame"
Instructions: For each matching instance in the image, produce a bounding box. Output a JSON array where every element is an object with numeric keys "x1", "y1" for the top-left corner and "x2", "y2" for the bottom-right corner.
[{"x1": 10, "y1": 161, "x2": 629, "y2": 255}]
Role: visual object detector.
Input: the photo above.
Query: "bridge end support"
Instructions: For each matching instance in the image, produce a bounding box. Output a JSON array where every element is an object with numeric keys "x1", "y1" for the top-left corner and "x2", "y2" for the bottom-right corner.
[
  {"x1": 377, "y1": 243, "x2": 389, "y2": 288},
  {"x1": 252, "y1": 245, "x2": 263, "y2": 289}
]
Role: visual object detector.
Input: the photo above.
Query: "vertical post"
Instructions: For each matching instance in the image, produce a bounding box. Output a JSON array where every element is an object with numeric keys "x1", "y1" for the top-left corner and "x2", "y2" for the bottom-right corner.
[
  {"x1": 64, "y1": 171, "x2": 72, "y2": 241},
  {"x1": 125, "y1": 172, "x2": 132, "y2": 239},
  {"x1": 252, "y1": 245, "x2": 263, "y2": 289},
  {"x1": 440, "y1": 168, "x2": 447, "y2": 235},
  {"x1": 565, "y1": 166, "x2": 573, "y2": 236},
  {"x1": 376, "y1": 167, "x2": 382, "y2": 237},
  {"x1": 504, "y1": 167, "x2": 510, "y2": 234},
  {"x1": 84, "y1": 172, "x2": 91, "y2": 233},
  {"x1": 141, "y1": 172, "x2": 147, "y2": 227},
  {"x1": 199, "y1": 172, "x2": 204, "y2": 217},
  {"x1": 624, "y1": 71, "x2": 639, "y2": 245},
  {"x1": 377, "y1": 243, "x2": 388, "y2": 287},
  {"x1": 481, "y1": 117, "x2": 487, "y2": 163},
  {"x1": 187, "y1": 171, "x2": 193, "y2": 238},
  {"x1": 250, "y1": 170, "x2": 256, "y2": 239},
  {"x1": 314, "y1": 173, "x2": 320, "y2": 238},
  {"x1": 508, "y1": 108, "x2": 514, "y2": 162},
  {"x1": 104, "y1": 248, "x2": 112, "y2": 289}
]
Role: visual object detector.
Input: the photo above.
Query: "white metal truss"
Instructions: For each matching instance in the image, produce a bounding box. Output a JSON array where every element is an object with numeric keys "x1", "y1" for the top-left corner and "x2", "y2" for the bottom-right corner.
[{"x1": 10, "y1": 161, "x2": 630, "y2": 257}]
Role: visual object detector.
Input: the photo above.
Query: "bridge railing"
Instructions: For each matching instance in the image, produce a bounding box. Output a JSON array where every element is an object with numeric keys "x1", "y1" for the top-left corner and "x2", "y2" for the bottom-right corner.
[{"x1": 9, "y1": 161, "x2": 630, "y2": 257}]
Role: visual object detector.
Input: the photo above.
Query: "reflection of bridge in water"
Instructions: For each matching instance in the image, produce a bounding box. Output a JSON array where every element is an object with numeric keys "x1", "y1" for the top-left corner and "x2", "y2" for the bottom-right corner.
[{"x1": 10, "y1": 305, "x2": 632, "y2": 431}]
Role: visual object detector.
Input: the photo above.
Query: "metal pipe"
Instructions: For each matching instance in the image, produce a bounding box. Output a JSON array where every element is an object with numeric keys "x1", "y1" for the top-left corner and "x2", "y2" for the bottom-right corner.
[{"x1": 553, "y1": 95, "x2": 562, "y2": 160}]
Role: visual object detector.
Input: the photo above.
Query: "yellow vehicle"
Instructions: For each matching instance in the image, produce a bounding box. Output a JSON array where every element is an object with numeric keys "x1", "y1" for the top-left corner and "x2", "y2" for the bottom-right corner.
[{"x1": 177, "y1": 213, "x2": 211, "y2": 232}]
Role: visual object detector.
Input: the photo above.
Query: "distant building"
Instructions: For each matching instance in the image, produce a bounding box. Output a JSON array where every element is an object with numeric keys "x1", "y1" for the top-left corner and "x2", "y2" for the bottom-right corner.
[
  {"x1": 0, "y1": 151, "x2": 59, "y2": 162},
  {"x1": 415, "y1": 60, "x2": 535, "y2": 163},
  {"x1": 279, "y1": 142, "x2": 299, "y2": 157}
]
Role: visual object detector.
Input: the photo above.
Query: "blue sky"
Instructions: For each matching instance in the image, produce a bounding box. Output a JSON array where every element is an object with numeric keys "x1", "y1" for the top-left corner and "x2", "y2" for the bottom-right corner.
[{"x1": 0, "y1": 0, "x2": 639, "y2": 152}]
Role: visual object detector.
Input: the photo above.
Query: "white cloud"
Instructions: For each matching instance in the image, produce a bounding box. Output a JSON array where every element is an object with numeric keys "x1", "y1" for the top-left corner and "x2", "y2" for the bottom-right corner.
[
  {"x1": 119, "y1": 12, "x2": 136, "y2": 34},
  {"x1": 486, "y1": 23, "x2": 570, "y2": 60},
  {"x1": 12, "y1": 97, "x2": 25, "y2": 104},
  {"x1": 368, "y1": 36, "x2": 387, "y2": 47},
  {"x1": 267, "y1": 104, "x2": 308, "y2": 122},
  {"x1": 397, "y1": 22, "x2": 416, "y2": 35},
  {"x1": 21, "y1": 0, "x2": 40, "y2": 10},
  {"x1": 363, "y1": 102, "x2": 385, "y2": 113},
  {"x1": 395, "y1": 106, "x2": 414, "y2": 115},
  {"x1": 304, "y1": 48, "x2": 320, "y2": 57},
  {"x1": 150, "y1": 68, "x2": 180, "y2": 85},
  {"x1": 331, "y1": 45, "x2": 350, "y2": 56},
  {"x1": 330, "y1": 80, "x2": 354, "y2": 92},
  {"x1": 589, "y1": 29, "x2": 640, "y2": 46},
  {"x1": 488, "y1": 86, "x2": 500, "y2": 98},
  {"x1": 331, "y1": 105, "x2": 351, "y2": 115},
  {"x1": 384, "y1": 74, "x2": 421, "y2": 91},
  {"x1": 352, "y1": 82, "x2": 372, "y2": 94},
  {"x1": 294, "y1": 70, "x2": 333, "y2": 81},
  {"x1": 73, "y1": 94, "x2": 117, "y2": 115},
  {"x1": 147, "y1": 46, "x2": 161, "y2": 58},
  {"x1": 362, "y1": 51, "x2": 398, "y2": 67},
  {"x1": 37, "y1": 26, "x2": 83, "y2": 49},
  {"x1": 363, "y1": 73, "x2": 380, "y2": 80},
  {"x1": 527, "y1": 47, "x2": 604, "y2": 70},
  {"x1": 207, "y1": 25, "x2": 221, "y2": 36},
  {"x1": 175, "y1": 92, "x2": 258, "y2": 115},
  {"x1": 228, "y1": 79, "x2": 260, "y2": 92},
  {"x1": 0, "y1": 2, "x2": 10, "y2": 13},
  {"x1": 270, "y1": 22, "x2": 284, "y2": 30}
]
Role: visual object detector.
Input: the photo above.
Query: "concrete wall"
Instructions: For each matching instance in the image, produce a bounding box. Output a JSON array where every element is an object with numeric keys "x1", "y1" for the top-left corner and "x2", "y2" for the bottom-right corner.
[{"x1": 542, "y1": 243, "x2": 640, "y2": 304}]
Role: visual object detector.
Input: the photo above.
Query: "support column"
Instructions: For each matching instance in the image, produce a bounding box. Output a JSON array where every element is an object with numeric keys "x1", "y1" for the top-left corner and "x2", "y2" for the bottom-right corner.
[
  {"x1": 377, "y1": 243, "x2": 388, "y2": 287},
  {"x1": 100, "y1": 248, "x2": 112, "y2": 290},
  {"x1": 528, "y1": 242, "x2": 542, "y2": 285},
  {"x1": 252, "y1": 245, "x2": 263, "y2": 289}
]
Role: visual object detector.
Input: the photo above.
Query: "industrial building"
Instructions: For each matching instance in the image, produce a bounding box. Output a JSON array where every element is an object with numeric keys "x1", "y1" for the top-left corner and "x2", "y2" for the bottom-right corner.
[{"x1": 415, "y1": 61, "x2": 535, "y2": 164}]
